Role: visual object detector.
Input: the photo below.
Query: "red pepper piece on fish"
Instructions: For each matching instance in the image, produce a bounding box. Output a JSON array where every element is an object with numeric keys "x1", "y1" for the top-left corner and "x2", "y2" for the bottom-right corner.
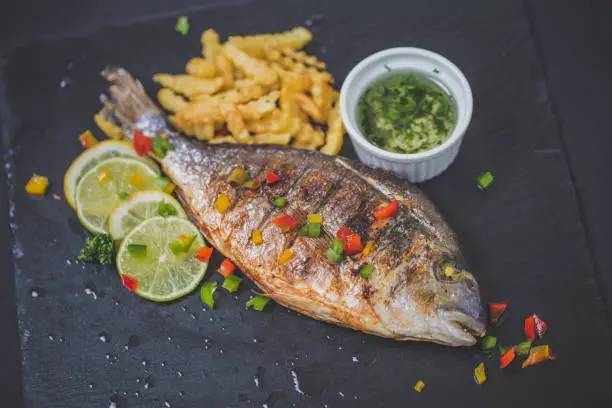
[
  {"x1": 488, "y1": 300, "x2": 508, "y2": 327},
  {"x1": 343, "y1": 233, "x2": 364, "y2": 255},
  {"x1": 132, "y1": 129, "x2": 152, "y2": 156},
  {"x1": 121, "y1": 274, "x2": 139, "y2": 292},
  {"x1": 374, "y1": 200, "x2": 398, "y2": 220},
  {"x1": 533, "y1": 313, "x2": 548, "y2": 338},
  {"x1": 271, "y1": 214, "x2": 299, "y2": 232},
  {"x1": 218, "y1": 258, "x2": 236, "y2": 278},
  {"x1": 524, "y1": 315, "x2": 537, "y2": 341},
  {"x1": 266, "y1": 170, "x2": 281, "y2": 185},
  {"x1": 500, "y1": 346, "x2": 516, "y2": 368}
]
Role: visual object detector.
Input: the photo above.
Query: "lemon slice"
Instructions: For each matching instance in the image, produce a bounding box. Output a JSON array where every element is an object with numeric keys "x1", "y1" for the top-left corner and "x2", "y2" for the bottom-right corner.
[
  {"x1": 64, "y1": 140, "x2": 158, "y2": 209},
  {"x1": 109, "y1": 190, "x2": 186, "y2": 240},
  {"x1": 75, "y1": 157, "x2": 160, "y2": 233},
  {"x1": 116, "y1": 216, "x2": 208, "y2": 302}
]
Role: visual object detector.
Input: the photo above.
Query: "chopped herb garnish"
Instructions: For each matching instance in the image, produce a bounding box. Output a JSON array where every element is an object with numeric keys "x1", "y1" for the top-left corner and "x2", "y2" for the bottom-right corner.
[
  {"x1": 242, "y1": 179, "x2": 260, "y2": 189},
  {"x1": 157, "y1": 201, "x2": 178, "y2": 218},
  {"x1": 327, "y1": 238, "x2": 345, "y2": 264},
  {"x1": 246, "y1": 295, "x2": 271, "y2": 311},
  {"x1": 359, "y1": 264, "x2": 373, "y2": 279},
  {"x1": 183, "y1": 234, "x2": 197, "y2": 252},
  {"x1": 272, "y1": 197, "x2": 286, "y2": 208},
  {"x1": 222, "y1": 274, "x2": 242, "y2": 293},
  {"x1": 117, "y1": 191, "x2": 129, "y2": 200},
  {"x1": 175, "y1": 16, "x2": 190, "y2": 36},
  {"x1": 170, "y1": 240, "x2": 184, "y2": 255},
  {"x1": 127, "y1": 244, "x2": 147, "y2": 258},
  {"x1": 433, "y1": 68, "x2": 440, "y2": 74},
  {"x1": 498, "y1": 344, "x2": 511, "y2": 355},
  {"x1": 78, "y1": 233, "x2": 114, "y2": 264},
  {"x1": 200, "y1": 281, "x2": 217, "y2": 308},
  {"x1": 479, "y1": 335, "x2": 497, "y2": 351},
  {"x1": 477, "y1": 172, "x2": 494, "y2": 190}
]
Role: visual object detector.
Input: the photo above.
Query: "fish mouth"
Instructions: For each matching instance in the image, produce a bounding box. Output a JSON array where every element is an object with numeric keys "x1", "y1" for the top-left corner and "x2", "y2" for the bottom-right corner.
[{"x1": 439, "y1": 309, "x2": 486, "y2": 346}]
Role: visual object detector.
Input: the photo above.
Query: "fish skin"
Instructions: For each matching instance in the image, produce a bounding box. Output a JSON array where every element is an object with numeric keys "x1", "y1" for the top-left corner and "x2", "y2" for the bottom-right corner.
[{"x1": 102, "y1": 67, "x2": 485, "y2": 346}]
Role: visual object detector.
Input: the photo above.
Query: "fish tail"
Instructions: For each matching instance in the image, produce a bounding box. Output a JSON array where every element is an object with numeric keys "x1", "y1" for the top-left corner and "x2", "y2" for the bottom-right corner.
[{"x1": 100, "y1": 66, "x2": 169, "y2": 139}]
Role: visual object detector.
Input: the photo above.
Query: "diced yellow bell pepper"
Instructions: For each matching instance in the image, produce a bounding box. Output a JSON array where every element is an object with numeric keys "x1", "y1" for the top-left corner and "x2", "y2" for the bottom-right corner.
[
  {"x1": 129, "y1": 171, "x2": 144, "y2": 187},
  {"x1": 414, "y1": 380, "x2": 425, "y2": 393},
  {"x1": 252, "y1": 230, "x2": 263, "y2": 245},
  {"x1": 79, "y1": 130, "x2": 99, "y2": 149},
  {"x1": 164, "y1": 182, "x2": 176, "y2": 195},
  {"x1": 215, "y1": 193, "x2": 231, "y2": 213},
  {"x1": 25, "y1": 174, "x2": 49, "y2": 196},
  {"x1": 97, "y1": 168, "x2": 112, "y2": 183},
  {"x1": 362, "y1": 241, "x2": 373, "y2": 257},
  {"x1": 474, "y1": 362, "x2": 487, "y2": 385},
  {"x1": 279, "y1": 249, "x2": 293, "y2": 265},
  {"x1": 94, "y1": 113, "x2": 123, "y2": 139},
  {"x1": 307, "y1": 213, "x2": 323, "y2": 224}
]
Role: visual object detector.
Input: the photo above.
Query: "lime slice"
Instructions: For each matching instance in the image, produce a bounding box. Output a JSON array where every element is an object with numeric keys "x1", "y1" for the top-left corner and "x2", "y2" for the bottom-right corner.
[
  {"x1": 109, "y1": 190, "x2": 186, "y2": 240},
  {"x1": 76, "y1": 157, "x2": 160, "y2": 233},
  {"x1": 117, "y1": 216, "x2": 208, "y2": 302},
  {"x1": 64, "y1": 140, "x2": 158, "y2": 209}
]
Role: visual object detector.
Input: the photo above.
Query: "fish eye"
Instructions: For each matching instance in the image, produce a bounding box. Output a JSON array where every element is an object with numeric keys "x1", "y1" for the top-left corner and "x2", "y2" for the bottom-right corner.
[{"x1": 433, "y1": 255, "x2": 465, "y2": 283}]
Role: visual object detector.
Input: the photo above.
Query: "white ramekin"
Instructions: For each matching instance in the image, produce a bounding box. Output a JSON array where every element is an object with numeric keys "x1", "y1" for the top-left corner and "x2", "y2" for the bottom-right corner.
[{"x1": 340, "y1": 47, "x2": 473, "y2": 183}]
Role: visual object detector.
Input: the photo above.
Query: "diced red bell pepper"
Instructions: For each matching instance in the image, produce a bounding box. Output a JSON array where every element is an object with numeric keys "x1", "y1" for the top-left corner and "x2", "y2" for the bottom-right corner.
[
  {"x1": 343, "y1": 233, "x2": 363, "y2": 254},
  {"x1": 533, "y1": 313, "x2": 548, "y2": 338},
  {"x1": 266, "y1": 170, "x2": 281, "y2": 185},
  {"x1": 488, "y1": 300, "x2": 508, "y2": 326},
  {"x1": 500, "y1": 346, "x2": 516, "y2": 369},
  {"x1": 195, "y1": 247, "x2": 213, "y2": 262},
  {"x1": 218, "y1": 258, "x2": 236, "y2": 278},
  {"x1": 524, "y1": 315, "x2": 537, "y2": 341},
  {"x1": 133, "y1": 129, "x2": 152, "y2": 156},
  {"x1": 271, "y1": 214, "x2": 299, "y2": 232},
  {"x1": 121, "y1": 274, "x2": 139, "y2": 292},
  {"x1": 374, "y1": 200, "x2": 398, "y2": 220},
  {"x1": 336, "y1": 226, "x2": 352, "y2": 243}
]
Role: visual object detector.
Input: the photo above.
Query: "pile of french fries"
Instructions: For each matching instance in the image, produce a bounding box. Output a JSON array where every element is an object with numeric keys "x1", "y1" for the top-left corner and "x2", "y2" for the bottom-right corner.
[{"x1": 154, "y1": 27, "x2": 344, "y2": 155}]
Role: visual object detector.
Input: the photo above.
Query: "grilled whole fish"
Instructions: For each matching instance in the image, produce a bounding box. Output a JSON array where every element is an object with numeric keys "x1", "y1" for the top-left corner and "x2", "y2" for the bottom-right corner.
[{"x1": 101, "y1": 67, "x2": 485, "y2": 346}]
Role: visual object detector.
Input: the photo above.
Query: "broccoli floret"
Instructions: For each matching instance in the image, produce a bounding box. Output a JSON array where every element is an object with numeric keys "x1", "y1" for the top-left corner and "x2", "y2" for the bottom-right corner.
[{"x1": 78, "y1": 233, "x2": 114, "y2": 264}]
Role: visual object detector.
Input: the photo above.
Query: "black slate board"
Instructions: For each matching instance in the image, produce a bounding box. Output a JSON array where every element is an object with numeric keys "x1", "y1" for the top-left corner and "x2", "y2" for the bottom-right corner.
[{"x1": 2, "y1": 0, "x2": 612, "y2": 406}]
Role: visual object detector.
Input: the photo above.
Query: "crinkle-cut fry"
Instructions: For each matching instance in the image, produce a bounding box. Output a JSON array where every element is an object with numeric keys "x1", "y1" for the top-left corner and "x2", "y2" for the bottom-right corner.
[
  {"x1": 320, "y1": 95, "x2": 344, "y2": 155},
  {"x1": 209, "y1": 135, "x2": 237, "y2": 144},
  {"x1": 219, "y1": 103, "x2": 251, "y2": 143},
  {"x1": 291, "y1": 122, "x2": 324, "y2": 151},
  {"x1": 294, "y1": 93, "x2": 324, "y2": 123},
  {"x1": 197, "y1": 85, "x2": 264, "y2": 104},
  {"x1": 311, "y1": 79, "x2": 334, "y2": 122},
  {"x1": 157, "y1": 88, "x2": 189, "y2": 113},
  {"x1": 194, "y1": 123, "x2": 215, "y2": 140},
  {"x1": 252, "y1": 133, "x2": 292, "y2": 145},
  {"x1": 237, "y1": 91, "x2": 280, "y2": 120},
  {"x1": 263, "y1": 48, "x2": 282, "y2": 62},
  {"x1": 223, "y1": 43, "x2": 278, "y2": 86},
  {"x1": 153, "y1": 74, "x2": 223, "y2": 98},
  {"x1": 227, "y1": 27, "x2": 312, "y2": 58},
  {"x1": 245, "y1": 109, "x2": 284, "y2": 133},
  {"x1": 201, "y1": 29, "x2": 222, "y2": 61},
  {"x1": 177, "y1": 98, "x2": 223, "y2": 124},
  {"x1": 168, "y1": 114, "x2": 195, "y2": 136},
  {"x1": 280, "y1": 47, "x2": 326, "y2": 70},
  {"x1": 94, "y1": 112, "x2": 123, "y2": 139},
  {"x1": 185, "y1": 58, "x2": 217, "y2": 78},
  {"x1": 279, "y1": 87, "x2": 304, "y2": 136},
  {"x1": 234, "y1": 78, "x2": 259, "y2": 89},
  {"x1": 215, "y1": 53, "x2": 235, "y2": 90}
]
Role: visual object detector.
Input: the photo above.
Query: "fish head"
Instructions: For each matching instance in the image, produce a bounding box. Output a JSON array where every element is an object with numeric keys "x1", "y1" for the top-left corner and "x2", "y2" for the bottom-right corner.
[{"x1": 377, "y1": 240, "x2": 485, "y2": 346}]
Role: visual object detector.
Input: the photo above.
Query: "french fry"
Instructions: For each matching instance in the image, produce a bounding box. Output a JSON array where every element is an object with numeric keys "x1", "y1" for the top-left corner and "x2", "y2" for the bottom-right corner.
[
  {"x1": 294, "y1": 93, "x2": 324, "y2": 122},
  {"x1": 227, "y1": 27, "x2": 312, "y2": 58},
  {"x1": 168, "y1": 114, "x2": 194, "y2": 136},
  {"x1": 209, "y1": 136, "x2": 237, "y2": 144},
  {"x1": 153, "y1": 74, "x2": 224, "y2": 98},
  {"x1": 157, "y1": 88, "x2": 189, "y2": 113},
  {"x1": 311, "y1": 79, "x2": 334, "y2": 122},
  {"x1": 245, "y1": 109, "x2": 284, "y2": 133},
  {"x1": 94, "y1": 112, "x2": 123, "y2": 139},
  {"x1": 320, "y1": 95, "x2": 344, "y2": 155},
  {"x1": 177, "y1": 98, "x2": 223, "y2": 124},
  {"x1": 194, "y1": 123, "x2": 215, "y2": 140},
  {"x1": 280, "y1": 47, "x2": 326, "y2": 70},
  {"x1": 237, "y1": 91, "x2": 279, "y2": 120},
  {"x1": 253, "y1": 133, "x2": 291, "y2": 145},
  {"x1": 219, "y1": 103, "x2": 251, "y2": 142},
  {"x1": 215, "y1": 53, "x2": 235, "y2": 89},
  {"x1": 223, "y1": 43, "x2": 278, "y2": 86},
  {"x1": 202, "y1": 29, "x2": 222, "y2": 61},
  {"x1": 185, "y1": 58, "x2": 217, "y2": 78}
]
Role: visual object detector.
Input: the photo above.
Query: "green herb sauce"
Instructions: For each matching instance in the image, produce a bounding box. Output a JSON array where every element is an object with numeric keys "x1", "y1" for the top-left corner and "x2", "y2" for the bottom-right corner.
[{"x1": 357, "y1": 72, "x2": 456, "y2": 154}]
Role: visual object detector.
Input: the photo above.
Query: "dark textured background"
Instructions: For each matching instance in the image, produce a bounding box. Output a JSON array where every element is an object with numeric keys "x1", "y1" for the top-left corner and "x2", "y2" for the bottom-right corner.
[{"x1": 2, "y1": 0, "x2": 612, "y2": 407}]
